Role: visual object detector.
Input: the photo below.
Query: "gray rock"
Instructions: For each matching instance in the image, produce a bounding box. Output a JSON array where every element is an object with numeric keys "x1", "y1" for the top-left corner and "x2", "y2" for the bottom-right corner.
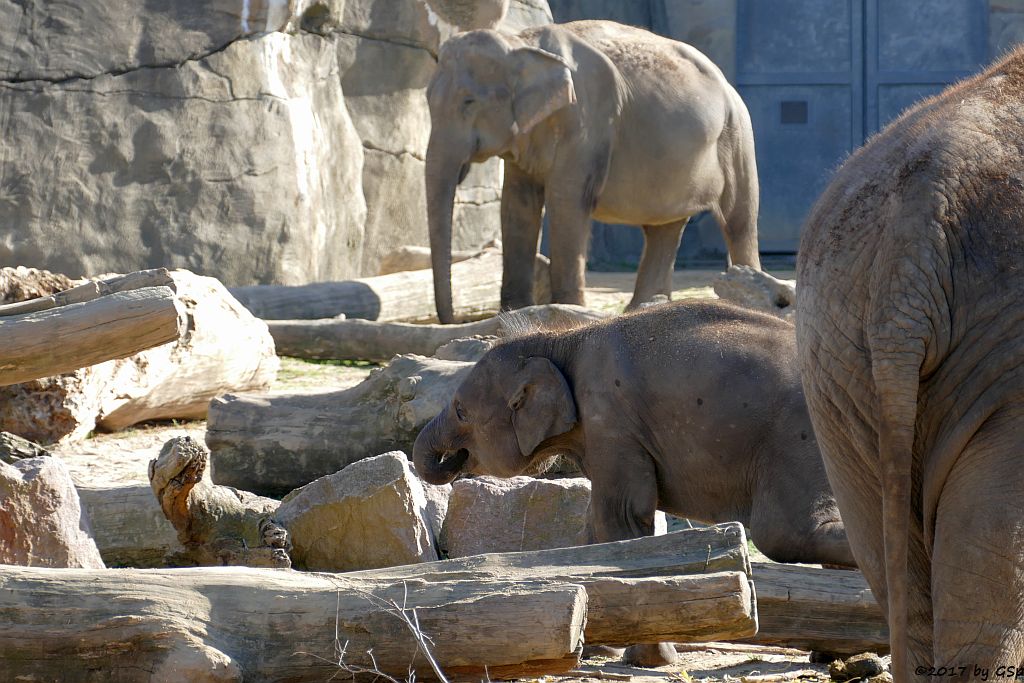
[
  {"x1": 0, "y1": 432, "x2": 51, "y2": 465},
  {"x1": 275, "y1": 451, "x2": 438, "y2": 571},
  {"x1": 713, "y1": 265, "x2": 797, "y2": 321},
  {"x1": 421, "y1": 480, "x2": 452, "y2": 550},
  {"x1": 0, "y1": 456, "x2": 105, "y2": 568},
  {"x1": 0, "y1": 0, "x2": 552, "y2": 285},
  {"x1": 0, "y1": 0, "x2": 300, "y2": 82},
  {"x1": 438, "y1": 475, "x2": 669, "y2": 557},
  {"x1": 440, "y1": 476, "x2": 592, "y2": 557}
]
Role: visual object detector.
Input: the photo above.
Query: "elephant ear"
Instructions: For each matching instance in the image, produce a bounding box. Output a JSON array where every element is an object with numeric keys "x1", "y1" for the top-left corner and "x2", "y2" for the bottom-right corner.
[
  {"x1": 511, "y1": 46, "x2": 577, "y2": 137},
  {"x1": 509, "y1": 357, "x2": 578, "y2": 457}
]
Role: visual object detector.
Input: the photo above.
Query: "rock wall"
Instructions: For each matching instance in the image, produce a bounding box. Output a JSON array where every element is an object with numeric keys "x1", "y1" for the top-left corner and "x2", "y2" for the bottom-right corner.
[{"x1": 0, "y1": 0, "x2": 552, "y2": 285}]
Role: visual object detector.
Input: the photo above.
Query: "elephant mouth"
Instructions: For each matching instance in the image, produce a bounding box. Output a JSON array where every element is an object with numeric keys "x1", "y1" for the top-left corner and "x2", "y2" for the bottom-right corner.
[
  {"x1": 440, "y1": 448, "x2": 470, "y2": 468},
  {"x1": 424, "y1": 448, "x2": 470, "y2": 483}
]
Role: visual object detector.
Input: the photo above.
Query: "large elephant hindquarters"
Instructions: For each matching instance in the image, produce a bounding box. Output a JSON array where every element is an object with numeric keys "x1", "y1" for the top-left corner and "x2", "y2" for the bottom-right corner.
[{"x1": 796, "y1": 46, "x2": 1024, "y2": 675}]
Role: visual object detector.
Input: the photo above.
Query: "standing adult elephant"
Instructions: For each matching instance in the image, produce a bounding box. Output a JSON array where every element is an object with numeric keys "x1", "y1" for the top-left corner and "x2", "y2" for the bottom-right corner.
[
  {"x1": 426, "y1": 20, "x2": 761, "y2": 323},
  {"x1": 797, "y1": 48, "x2": 1024, "y2": 675}
]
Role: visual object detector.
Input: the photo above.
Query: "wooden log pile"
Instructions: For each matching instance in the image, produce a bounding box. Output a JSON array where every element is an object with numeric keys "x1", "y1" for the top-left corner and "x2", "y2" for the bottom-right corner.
[{"x1": 0, "y1": 524, "x2": 757, "y2": 681}]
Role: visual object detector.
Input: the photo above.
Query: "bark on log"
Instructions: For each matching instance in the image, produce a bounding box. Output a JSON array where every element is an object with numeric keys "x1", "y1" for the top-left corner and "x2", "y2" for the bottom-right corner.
[
  {"x1": 745, "y1": 561, "x2": 889, "y2": 655},
  {"x1": 230, "y1": 249, "x2": 552, "y2": 323},
  {"x1": 353, "y1": 523, "x2": 756, "y2": 647},
  {"x1": 207, "y1": 355, "x2": 472, "y2": 496},
  {"x1": 0, "y1": 566, "x2": 588, "y2": 681},
  {"x1": 149, "y1": 436, "x2": 290, "y2": 568},
  {"x1": 269, "y1": 304, "x2": 610, "y2": 362},
  {"x1": 0, "y1": 287, "x2": 185, "y2": 387}
]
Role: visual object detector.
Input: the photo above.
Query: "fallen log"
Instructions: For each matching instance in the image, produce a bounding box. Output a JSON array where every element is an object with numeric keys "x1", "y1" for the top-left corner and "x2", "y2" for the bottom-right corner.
[
  {"x1": 0, "y1": 566, "x2": 588, "y2": 681},
  {"x1": 77, "y1": 484, "x2": 184, "y2": 568},
  {"x1": 0, "y1": 268, "x2": 175, "y2": 317},
  {"x1": 0, "y1": 269, "x2": 278, "y2": 444},
  {"x1": 352, "y1": 524, "x2": 756, "y2": 647},
  {"x1": 230, "y1": 249, "x2": 551, "y2": 323},
  {"x1": 746, "y1": 561, "x2": 889, "y2": 655},
  {"x1": 94, "y1": 270, "x2": 279, "y2": 431},
  {"x1": 269, "y1": 304, "x2": 610, "y2": 362},
  {"x1": 207, "y1": 355, "x2": 472, "y2": 496},
  {"x1": 0, "y1": 287, "x2": 185, "y2": 387}
]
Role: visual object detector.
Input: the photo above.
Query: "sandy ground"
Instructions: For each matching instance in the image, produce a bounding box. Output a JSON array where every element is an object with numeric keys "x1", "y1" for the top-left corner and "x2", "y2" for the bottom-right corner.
[{"x1": 51, "y1": 268, "x2": 834, "y2": 682}]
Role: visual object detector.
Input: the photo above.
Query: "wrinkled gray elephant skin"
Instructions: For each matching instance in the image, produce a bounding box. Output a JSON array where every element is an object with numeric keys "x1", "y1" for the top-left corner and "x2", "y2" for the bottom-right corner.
[
  {"x1": 414, "y1": 299, "x2": 853, "y2": 559},
  {"x1": 425, "y1": 20, "x2": 761, "y2": 323},
  {"x1": 797, "y1": 46, "x2": 1024, "y2": 676}
]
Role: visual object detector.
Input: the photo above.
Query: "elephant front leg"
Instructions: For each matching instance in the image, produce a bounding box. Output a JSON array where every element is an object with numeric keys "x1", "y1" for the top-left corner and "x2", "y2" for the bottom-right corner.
[
  {"x1": 586, "y1": 443, "x2": 678, "y2": 668},
  {"x1": 627, "y1": 220, "x2": 687, "y2": 311},
  {"x1": 499, "y1": 165, "x2": 545, "y2": 311}
]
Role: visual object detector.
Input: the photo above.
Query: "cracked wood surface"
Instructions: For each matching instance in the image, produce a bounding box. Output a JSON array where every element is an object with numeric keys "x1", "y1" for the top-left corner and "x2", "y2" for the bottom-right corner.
[{"x1": 0, "y1": 287, "x2": 186, "y2": 387}]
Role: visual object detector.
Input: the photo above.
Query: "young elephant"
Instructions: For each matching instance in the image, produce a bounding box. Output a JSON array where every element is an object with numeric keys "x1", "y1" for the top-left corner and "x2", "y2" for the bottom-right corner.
[{"x1": 413, "y1": 300, "x2": 854, "y2": 564}]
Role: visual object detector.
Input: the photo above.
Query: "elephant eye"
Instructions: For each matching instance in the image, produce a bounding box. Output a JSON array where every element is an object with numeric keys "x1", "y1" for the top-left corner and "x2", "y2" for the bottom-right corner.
[
  {"x1": 454, "y1": 401, "x2": 468, "y2": 423},
  {"x1": 462, "y1": 97, "x2": 475, "y2": 107}
]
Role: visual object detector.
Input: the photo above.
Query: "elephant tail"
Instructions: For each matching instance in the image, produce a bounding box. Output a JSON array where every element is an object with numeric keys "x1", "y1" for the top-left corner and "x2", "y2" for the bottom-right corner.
[
  {"x1": 870, "y1": 324, "x2": 927, "y2": 679},
  {"x1": 716, "y1": 93, "x2": 761, "y2": 270}
]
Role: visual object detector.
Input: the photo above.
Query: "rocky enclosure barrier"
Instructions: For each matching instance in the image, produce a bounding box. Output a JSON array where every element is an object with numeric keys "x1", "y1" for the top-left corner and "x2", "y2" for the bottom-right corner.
[{"x1": 0, "y1": 0, "x2": 551, "y2": 285}]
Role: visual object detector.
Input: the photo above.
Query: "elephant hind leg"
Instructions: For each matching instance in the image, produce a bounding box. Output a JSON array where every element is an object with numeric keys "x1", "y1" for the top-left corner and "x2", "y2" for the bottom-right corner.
[
  {"x1": 931, "y1": 409, "x2": 1024, "y2": 665},
  {"x1": 626, "y1": 220, "x2": 687, "y2": 311},
  {"x1": 747, "y1": 491, "x2": 856, "y2": 568}
]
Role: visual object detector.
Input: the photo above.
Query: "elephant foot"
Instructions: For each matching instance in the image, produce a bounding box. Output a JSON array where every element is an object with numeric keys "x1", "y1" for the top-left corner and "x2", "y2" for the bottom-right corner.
[{"x1": 623, "y1": 643, "x2": 678, "y2": 668}]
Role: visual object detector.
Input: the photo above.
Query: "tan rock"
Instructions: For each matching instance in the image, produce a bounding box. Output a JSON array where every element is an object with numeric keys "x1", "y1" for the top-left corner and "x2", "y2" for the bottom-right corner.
[
  {"x1": 713, "y1": 265, "x2": 797, "y2": 321},
  {"x1": 0, "y1": 456, "x2": 104, "y2": 568},
  {"x1": 439, "y1": 476, "x2": 592, "y2": 558},
  {"x1": 275, "y1": 451, "x2": 438, "y2": 571}
]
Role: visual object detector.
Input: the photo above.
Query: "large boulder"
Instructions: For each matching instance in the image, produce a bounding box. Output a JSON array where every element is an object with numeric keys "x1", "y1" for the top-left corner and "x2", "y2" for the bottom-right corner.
[
  {"x1": 0, "y1": 0, "x2": 552, "y2": 284},
  {"x1": 275, "y1": 451, "x2": 439, "y2": 571},
  {"x1": 0, "y1": 456, "x2": 105, "y2": 568}
]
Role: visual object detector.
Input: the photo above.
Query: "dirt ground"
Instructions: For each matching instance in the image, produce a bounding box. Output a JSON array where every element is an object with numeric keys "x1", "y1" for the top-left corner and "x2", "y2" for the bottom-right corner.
[{"x1": 51, "y1": 268, "x2": 836, "y2": 682}]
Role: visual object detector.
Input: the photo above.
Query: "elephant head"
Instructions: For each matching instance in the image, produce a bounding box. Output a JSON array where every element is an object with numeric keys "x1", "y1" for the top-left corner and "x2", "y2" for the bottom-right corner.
[
  {"x1": 425, "y1": 30, "x2": 576, "y2": 323},
  {"x1": 412, "y1": 348, "x2": 578, "y2": 484}
]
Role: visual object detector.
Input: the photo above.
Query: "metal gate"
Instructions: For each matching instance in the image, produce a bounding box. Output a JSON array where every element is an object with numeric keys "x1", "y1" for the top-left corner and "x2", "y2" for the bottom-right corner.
[{"x1": 738, "y1": 0, "x2": 989, "y2": 253}]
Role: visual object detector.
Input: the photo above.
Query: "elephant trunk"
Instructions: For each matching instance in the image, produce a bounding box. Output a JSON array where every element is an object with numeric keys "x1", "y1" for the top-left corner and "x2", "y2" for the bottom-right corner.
[
  {"x1": 425, "y1": 131, "x2": 472, "y2": 325},
  {"x1": 412, "y1": 406, "x2": 470, "y2": 485}
]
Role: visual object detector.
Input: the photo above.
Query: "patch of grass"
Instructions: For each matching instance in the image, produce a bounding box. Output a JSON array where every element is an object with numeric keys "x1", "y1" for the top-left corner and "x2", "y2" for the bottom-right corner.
[
  {"x1": 284, "y1": 357, "x2": 377, "y2": 368},
  {"x1": 274, "y1": 356, "x2": 378, "y2": 392}
]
